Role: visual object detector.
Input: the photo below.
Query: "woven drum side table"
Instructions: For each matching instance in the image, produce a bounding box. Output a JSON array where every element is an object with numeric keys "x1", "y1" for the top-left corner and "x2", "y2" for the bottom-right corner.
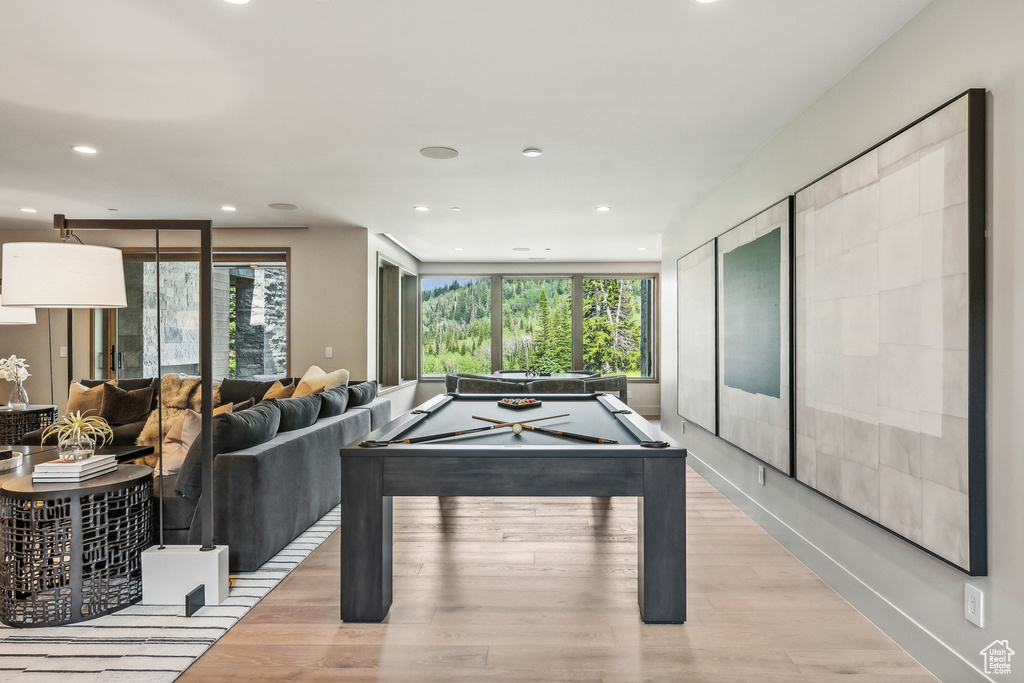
[
  {"x1": 0, "y1": 464, "x2": 153, "y2": 627},
  {"x1": 0, "y1": 405, "x2": 58, "y2": 445}
]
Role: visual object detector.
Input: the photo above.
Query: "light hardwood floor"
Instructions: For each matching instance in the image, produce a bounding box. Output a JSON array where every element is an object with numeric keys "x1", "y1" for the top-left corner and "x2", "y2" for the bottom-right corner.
[{"x1": 181, "y1": 468, "x2": 936, "y2": 682}]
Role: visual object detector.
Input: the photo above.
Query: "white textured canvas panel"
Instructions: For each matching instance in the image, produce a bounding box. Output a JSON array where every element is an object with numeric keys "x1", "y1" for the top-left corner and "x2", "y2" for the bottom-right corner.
[
  {"x1": 794, "y1": 93, "x2": 975, "y2": 570},
  {"x1": 717, "y1": 198, "x2": 792, "y2": 474},
  {"x1": 676, "y1": 240, "x2": 717, "y2": 433}
]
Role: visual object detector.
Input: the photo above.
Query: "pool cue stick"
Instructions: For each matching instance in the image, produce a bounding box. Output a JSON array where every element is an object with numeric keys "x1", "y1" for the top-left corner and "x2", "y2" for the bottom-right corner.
[
  {"x1": 470, "y1": 413, "x2": 569, "y2": 425},
  {"x1": 394, "y1": 420, "x2": 520, "y2": 444},
  {"x1": 472, "y1": 415, "x2": 617, "y2": 444}
]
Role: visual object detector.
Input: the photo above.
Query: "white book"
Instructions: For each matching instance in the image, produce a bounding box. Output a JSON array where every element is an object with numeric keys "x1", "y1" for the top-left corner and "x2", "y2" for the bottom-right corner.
[
  {"x1": 33, "y1": 463, "x2": 117, "y2": 483},
  {"x1": 34, "y1": 455, "x2": 117, "y2": 473}
]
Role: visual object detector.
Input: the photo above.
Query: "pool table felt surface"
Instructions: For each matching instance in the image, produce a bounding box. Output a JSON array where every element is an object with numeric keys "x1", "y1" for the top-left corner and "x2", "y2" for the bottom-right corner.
[{"x1": 356, "y1": 393, "x2": 674, "y2": 453}]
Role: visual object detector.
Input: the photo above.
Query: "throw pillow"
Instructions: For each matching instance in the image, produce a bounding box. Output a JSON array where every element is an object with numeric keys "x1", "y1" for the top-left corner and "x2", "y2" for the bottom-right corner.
[
  {"x1": 159, "y1": 409, "x2": 202, "y2": 477},
  {"x1": 232, "y1": 397, "x2": 255, "y2": 412},
  {"x1": 347, "y1": 380, "x2": 378, "y2": 407},
  {"x1": 293, "y1": 365, "x2": 349, "y2": 397},
  {"x1": 318, "y1": 384, "x2": 350, "y2": 418},
  {"x1": 217, "y1": 378, "x2": 279, "y2": 406},
  {"x1": 82, "y1": 377, "x2": 159, "y2": 409},
  {"x1": 67, "y1": 382, "x2": 104, "y2": 416},
  {"x1": 263, "y1": 393, "x2": 322, "y2": 432},
  {"x1": 99, "y1": 382, "x2": 153, "y2": 425},
  {"x1": 136, "y1": 374, "x2": 202, "y2": 447},
  {"x1": 263, "y1": 379, "x2": 296, "y2": 399},
  {"x1": 174, "y1": 402, "x2": 282, "y2": 500}
]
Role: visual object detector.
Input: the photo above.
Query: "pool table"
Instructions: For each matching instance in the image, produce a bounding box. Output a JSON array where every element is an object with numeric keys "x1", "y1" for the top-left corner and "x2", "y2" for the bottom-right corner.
[{"x1": 339, "y1": 392, "x2": 687, "y2": 624}]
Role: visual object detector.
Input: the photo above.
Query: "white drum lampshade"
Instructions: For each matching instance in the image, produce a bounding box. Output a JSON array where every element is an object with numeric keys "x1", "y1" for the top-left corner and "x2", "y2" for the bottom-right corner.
[
  {"x1": 1, "y1": 242, "x2": 127, "y2": 308},
  {"x1": 0, "y1": 295, "x2": 36, "y2": 324}
]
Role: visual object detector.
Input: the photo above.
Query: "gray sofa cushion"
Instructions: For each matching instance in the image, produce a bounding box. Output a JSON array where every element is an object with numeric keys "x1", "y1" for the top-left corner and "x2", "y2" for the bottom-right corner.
[
  {"x1": 318, "y1": 385, "x2": 349, "y2": 418},
  {"x1": 174, "y1": 402, "x2": 281, "y2": 500},
  {"x1": 348, "y1": 380, "x2": 378, "y2": 407},
  {"x1": 264, "y1": 395, "x2": 321, "y2": 432}
]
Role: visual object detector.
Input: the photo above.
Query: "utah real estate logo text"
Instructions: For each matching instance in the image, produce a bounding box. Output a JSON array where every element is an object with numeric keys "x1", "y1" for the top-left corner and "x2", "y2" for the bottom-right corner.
[{"x1": 980, "y1": 640, "x2": 1014, "y2": 676}]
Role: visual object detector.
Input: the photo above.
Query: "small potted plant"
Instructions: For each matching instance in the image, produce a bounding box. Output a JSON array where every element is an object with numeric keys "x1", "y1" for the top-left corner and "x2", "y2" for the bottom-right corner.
[
  {"x1": 41, "y1": 411, "x2": 114, "y2": 462},
  {"x1": 0, "y1": 355, "x2": 30, "y2": 409}
]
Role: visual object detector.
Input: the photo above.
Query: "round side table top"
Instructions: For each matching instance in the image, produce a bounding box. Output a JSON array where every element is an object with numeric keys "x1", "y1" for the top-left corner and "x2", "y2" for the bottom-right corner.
[
  {"x1": 0, "y1": 404, "x2": 58, "y2": 413},
  {"x1": 1, "y1": 463, "x2": 153, "y2": 497}
]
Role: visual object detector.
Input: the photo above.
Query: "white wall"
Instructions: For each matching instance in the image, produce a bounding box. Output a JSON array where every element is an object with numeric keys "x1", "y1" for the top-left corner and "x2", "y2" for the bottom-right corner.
[
  {"x1": 417, "y1": 260, "x2": 662, "y2": 416},
  {"x1": 661, "y1": 1, "x2": 1023, "y2": 680}
]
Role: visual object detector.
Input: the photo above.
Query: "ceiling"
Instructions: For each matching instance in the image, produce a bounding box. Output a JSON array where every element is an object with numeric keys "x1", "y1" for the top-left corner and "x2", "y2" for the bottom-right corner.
[{"x1": 0, "y1": 0, "x2": 930, "y2": 263}]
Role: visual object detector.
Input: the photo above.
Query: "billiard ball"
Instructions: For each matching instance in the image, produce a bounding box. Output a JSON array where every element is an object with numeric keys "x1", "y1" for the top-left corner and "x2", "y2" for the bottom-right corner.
[{"x1": 512, "y1": 423, "x2": 523, "y2": 435}]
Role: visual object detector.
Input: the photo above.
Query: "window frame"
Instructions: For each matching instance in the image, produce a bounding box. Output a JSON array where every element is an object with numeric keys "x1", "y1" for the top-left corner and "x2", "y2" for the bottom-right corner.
[
  {"x1": 418, "y1": 272, "x2": 659, "y2": 382},
  {"x1": 377, "y1": 254, "x2": 419, "y2": 390}
]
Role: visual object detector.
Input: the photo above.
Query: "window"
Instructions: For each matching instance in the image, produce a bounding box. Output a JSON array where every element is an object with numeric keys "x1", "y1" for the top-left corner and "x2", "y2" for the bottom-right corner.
[
  {"x1": 377, "y1": 256, "x2": 418, "y2": 387},
  {"x1": 582, "y1": 277, "x2": 654, "y2": 377},
  {"x1": 420, "y1": 274, "x2": 657, "y2": 380},
  {"x1": 501, "y1": 278, "x2": 572, "y2": 371},
  {"x1": 94, "y1": 250, "x2": 289, "y2": 380},
  {"x1": 420, "y1": 277, "x2": 491, "y2": 375}
]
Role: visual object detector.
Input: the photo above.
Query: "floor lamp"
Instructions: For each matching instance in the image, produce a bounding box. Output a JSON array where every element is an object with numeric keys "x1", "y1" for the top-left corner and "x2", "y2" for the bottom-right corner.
[{"x1": 1, "y1": 215, "x2": 227, "y2": 608}]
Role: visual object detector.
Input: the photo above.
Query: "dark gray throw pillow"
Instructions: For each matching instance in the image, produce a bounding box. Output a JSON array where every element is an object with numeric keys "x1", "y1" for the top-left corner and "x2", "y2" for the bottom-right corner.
[
  {"x1": 98, "y1": 382, "x2": 154, "y2": 425},
  {"x1": 318, "y1": 385, "x2": 350, "y2": 418},
  {"x1": 217, "y1": 378, "x2": 279, "y2": 406},
  {"x1": 173, "y1": 402, "x2": 282, "y2": 500},
  {"x1": 263, "y1": 394, "x2": 321, "y2": 432},
  {"x1": 347, "y1": 381, "x2": 378, "y2": 407}
]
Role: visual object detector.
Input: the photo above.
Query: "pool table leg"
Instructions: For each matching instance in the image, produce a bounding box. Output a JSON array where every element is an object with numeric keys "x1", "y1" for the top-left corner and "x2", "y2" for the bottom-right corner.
[
  {"x1": 341, "y1": 455, "x2": 393, "y2": 622},
  {"x1": 638, "y1": 457, "x2": 687, "y2": 623}
]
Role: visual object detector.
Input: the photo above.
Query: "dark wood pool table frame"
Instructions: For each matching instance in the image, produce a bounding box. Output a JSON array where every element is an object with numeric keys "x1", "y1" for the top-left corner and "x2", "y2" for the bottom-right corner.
[{"x1": 339, "y1": 392, "x2": 687, "y2": 624}]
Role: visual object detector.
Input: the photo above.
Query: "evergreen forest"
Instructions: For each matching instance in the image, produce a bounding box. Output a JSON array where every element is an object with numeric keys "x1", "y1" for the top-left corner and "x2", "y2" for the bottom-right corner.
[{"x1": 421, "y1": 277, "x2": 648, "y2": 376}]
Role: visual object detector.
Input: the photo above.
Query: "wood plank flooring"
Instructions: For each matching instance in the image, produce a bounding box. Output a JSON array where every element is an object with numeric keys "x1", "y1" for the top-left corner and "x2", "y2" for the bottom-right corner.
[{"x1": 180, "y1": 468, "x2": 936, "y2": 682}]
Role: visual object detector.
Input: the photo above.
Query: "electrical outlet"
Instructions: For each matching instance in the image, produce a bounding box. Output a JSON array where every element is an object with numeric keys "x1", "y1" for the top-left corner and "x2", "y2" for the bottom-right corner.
[
  {"x1": 964, "y1": 584, "x2": 983, "y2": 627},
  {"x1": 325, "y1": 346, "x2": 333, "y2": 359},
  {"x1": 59, "y1": 346, "x2": 68, "y2": 358},
  {"x1": 758, "y1": 465, "x2": 765, "y2": 486},
  {"x1": 680, "y1": 421, "x2": 685, "y2": 434},
  {"x1": 627, "y1": 390, "x2": 632, "y2": 399}
]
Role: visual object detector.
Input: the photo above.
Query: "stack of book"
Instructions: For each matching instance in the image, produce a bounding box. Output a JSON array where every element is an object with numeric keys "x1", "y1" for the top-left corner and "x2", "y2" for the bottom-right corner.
[{"x1": 32, "y1": 455, "x2": 117, "y2": 483}]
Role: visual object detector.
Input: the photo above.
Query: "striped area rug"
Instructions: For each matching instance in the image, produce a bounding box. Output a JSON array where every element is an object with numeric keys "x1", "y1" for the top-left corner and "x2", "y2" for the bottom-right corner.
[{"x1": 0, "y1": 506, "x2": 341, "y2": 682}]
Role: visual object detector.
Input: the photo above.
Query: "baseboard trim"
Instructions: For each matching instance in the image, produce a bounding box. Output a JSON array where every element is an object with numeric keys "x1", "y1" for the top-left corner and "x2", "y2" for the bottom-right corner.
[{"x1": 687, "y1": 452, "x2": 993, "y2": 683}]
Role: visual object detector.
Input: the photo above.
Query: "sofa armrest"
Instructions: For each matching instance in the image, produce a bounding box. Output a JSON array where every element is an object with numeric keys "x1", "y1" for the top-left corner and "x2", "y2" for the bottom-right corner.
[{"x1": 347, "y1": 396, "x2": 392, "y2": 430}]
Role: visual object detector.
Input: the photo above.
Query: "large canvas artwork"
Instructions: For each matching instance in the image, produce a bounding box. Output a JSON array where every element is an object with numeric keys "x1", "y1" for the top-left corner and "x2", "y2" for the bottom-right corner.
[
  {"x1": 676, "y1": 239, "x2": 717, "y2": 434},
  {"x1": 794, "y1": 89, "x2": 986, "y2": 574},
  {"x1": 717, "y1": 198, "x2": 792, "y2": 474}
]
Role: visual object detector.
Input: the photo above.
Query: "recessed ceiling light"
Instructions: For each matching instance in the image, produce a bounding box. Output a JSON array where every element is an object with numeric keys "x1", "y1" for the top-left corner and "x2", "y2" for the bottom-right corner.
[
  {"x1": 414, "y1": 206, "x2": 429, "y2": 212},
  {"x1": 528, "y1": 257, "x2": 547, "y2": 261},
  {"x1": 72, "y1": 145, "x2": 97, "y2": 154},
  {"x1": 522, "y1": 148, "x2": 542, "y2": 157},
  {"x1": 512, "y1": 247, "x2": 531, "y2": 252},
  {"x1": 451, "y1": 207, "x2": 461, "y2": 212},
  {"x1": 596, "y1": 206, "x2": 611, "y2": 212},
  {"x1": 637, "y1": 247, "x2": 647, "y2": 251},
  {"x1": 454, "y1": 247, "x2": 464, "y2": 251},
  {"x1": 19, "y1": 208, "x2": 37, "y2": 213},
  {"x1": 269, "y1": 203, "x2": 298, "y2": 210},
  {"x1": 224, "y1": 0, "x2": 251, "y2": 4},
  {"x1": 221, "y1": 205, "x2": 236, "y2": 212},
  {"x1": 420, "y1": 146, "x2": 459, "y2": 159},
  {"x1": 694, "y1": 0, "x2": 719, "y2": 3}
]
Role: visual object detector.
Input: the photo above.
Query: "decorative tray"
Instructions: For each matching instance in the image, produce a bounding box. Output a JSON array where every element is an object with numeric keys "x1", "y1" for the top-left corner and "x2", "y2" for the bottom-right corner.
[
  {"x1": 497, "y1": 398, "x2": 543, "y2": 410},
  {"x1": 0, "y1": 450, "x2": 24, "y2": 473}
]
